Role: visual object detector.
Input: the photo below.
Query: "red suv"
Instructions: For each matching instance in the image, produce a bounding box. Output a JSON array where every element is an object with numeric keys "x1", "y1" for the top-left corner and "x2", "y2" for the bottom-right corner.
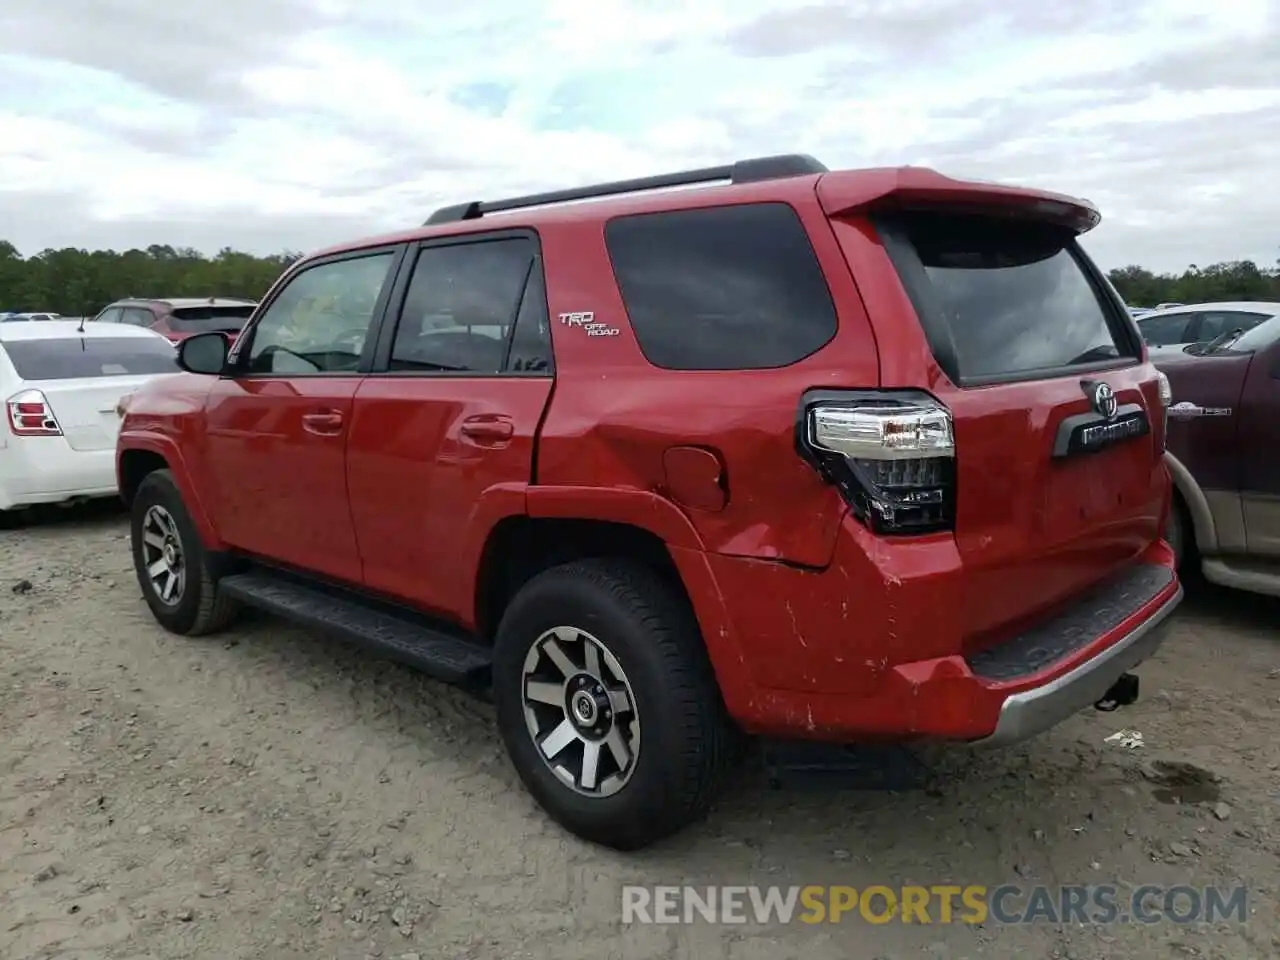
[
  {"x1": 116, "y1": 155, "x2": 1182, "y2": 849},
  {"x1": 92, "y1": 297, "x2": 257, "y2": 345}
]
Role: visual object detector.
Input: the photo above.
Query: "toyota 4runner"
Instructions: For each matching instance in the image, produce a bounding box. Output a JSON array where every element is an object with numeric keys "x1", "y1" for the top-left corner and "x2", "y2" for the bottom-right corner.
[{"x1": 116, "y1": 154, "x2": 1183, "y2": 850}]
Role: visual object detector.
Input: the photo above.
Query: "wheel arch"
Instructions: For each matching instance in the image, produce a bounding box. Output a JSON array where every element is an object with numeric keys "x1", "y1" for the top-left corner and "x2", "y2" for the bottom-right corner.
[{"x1": 1163, "y1": 452, "x2": 1215, "y2": 554}]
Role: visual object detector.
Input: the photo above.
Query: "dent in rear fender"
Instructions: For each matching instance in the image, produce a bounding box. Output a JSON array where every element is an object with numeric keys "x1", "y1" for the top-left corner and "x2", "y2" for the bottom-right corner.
[
  {"x1": 118, "y1": 430, "x2": 223, "y2": 550},
  {"x1": 705, "y1": 518, "x2": 965, "y2": 697}
]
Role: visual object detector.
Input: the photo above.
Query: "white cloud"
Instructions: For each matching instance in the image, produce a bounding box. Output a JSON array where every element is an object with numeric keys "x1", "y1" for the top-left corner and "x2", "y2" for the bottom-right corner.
[{"x1": 0, "y1": 0, "x2": 1277, "y2": 271}]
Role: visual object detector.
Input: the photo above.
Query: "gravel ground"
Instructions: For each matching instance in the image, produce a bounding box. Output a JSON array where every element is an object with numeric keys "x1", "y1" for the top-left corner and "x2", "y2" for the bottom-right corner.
[{"x1": 2, "y1": 501, "x2": 1277, "y2": 960}]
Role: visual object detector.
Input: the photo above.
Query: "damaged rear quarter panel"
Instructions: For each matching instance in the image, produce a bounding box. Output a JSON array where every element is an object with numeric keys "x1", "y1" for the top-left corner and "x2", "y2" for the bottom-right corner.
[{"x1": 533, "y1": 190, "x2": 881, "y2": 569}]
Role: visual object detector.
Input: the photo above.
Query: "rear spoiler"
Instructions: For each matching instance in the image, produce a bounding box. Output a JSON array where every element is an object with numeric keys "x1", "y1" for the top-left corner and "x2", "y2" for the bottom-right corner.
[{"x1": 815, "y1": 167, "x2": 1101, "y2": 234}]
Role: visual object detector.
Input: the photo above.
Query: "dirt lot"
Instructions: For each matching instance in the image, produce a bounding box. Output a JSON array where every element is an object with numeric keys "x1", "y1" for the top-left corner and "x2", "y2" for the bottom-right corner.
[{"x1": 2, "y1": 503, "x2": 1277, "y2": 960}]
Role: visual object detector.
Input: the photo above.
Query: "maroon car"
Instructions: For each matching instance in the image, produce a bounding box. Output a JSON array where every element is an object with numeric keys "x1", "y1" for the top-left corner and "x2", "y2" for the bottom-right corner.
[
  {"x1": 91, "y1": 297, "x2": 257, "y2": 346},
  {"x1": 1155, "y1": 311, "x2": 1280, "y2": 597}
]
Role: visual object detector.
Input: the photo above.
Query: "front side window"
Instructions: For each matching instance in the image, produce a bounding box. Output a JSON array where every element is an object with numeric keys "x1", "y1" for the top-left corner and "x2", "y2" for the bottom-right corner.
[
  {"x1": 243, "y1": 252, "x2": 395, "y2": 374},
  {"x1": 389, "y1": 238, "x2": 539, "y2": 374},
  {"x1": 605, "y1": 202, "x2": 838, "y2": 371},
  {"x1": 96, "y1": 307, "x2": 124, "y2": 324}
]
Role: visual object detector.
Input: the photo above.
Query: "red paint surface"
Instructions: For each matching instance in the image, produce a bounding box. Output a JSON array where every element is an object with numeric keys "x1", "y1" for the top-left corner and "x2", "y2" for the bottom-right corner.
[{"x1": 118, "y1": 164, "x2": 1176, "y2": 743}]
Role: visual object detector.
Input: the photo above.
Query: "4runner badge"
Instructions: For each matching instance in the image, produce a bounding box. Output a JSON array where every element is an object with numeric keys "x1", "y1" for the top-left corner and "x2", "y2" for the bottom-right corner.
[{"x1": 558, "y1": 311, "x2": 619, "y2": 338}]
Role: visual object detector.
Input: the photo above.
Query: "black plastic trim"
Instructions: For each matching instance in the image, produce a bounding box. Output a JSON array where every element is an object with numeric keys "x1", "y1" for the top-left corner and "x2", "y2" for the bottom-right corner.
[
  {"x1": 218, "y1": 566, "x2": 492, "y2": 687},
  {"x1": 424, "y1": 154, "x2": 828, "y2": 224},
  {"x1": 1052, "y1": 402, "x2": 1149, "y2": 458},
  {"x1": 966, "y1": 563, "x2": 1174, "y2": 682}
]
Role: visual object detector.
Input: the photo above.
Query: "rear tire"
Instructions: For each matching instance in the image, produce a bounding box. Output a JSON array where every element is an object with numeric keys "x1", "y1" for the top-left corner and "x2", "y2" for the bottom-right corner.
[
  {"x1": 131, "y1": 470, "x2": 239, "y2": 636},
  {"x1": 491, "y1": 558, "x2": 737, "y2": 850}
]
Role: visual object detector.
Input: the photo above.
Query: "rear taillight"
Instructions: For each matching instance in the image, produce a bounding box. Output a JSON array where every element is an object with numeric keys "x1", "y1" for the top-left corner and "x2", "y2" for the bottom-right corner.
[
  {"x1": 6, "y1": 389, "x2": 62, "y2": 437},
  {"x1": 798, "y1": 389, "x2": 955, "y2": 535}
]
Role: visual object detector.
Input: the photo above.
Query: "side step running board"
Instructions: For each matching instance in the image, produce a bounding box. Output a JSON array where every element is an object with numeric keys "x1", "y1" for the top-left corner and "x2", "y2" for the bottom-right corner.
[{"x1": 218, "y1": 571, "x2": 492, "y2": 687}]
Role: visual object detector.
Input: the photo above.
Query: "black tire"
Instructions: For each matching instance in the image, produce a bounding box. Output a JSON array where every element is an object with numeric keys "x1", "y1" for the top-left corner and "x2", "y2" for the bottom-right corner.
[
  {"x1": 1164, "y1": 492, "x2": 1200, "y2": 576},
  {"x1": 492, "y1": 558, "x2": 738, "y2": 850},
  {"x1": 131, "y1": 469, "x2": 239, "y2": 636}
]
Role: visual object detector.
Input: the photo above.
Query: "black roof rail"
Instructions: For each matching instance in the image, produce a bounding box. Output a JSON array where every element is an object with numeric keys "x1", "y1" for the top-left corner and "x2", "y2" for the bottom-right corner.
[{"x1": 423, "y1": 153, "x2": 827, "y2": 225}]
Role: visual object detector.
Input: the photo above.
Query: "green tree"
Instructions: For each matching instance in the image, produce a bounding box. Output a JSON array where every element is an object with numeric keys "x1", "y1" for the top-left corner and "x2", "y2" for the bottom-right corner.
[{"x1": 0, "y1": 243, "x2": 302, "y2": 315}]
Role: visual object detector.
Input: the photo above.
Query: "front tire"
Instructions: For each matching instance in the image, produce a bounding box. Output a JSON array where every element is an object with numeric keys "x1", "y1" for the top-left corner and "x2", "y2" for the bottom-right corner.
[
  {"x1": 131, "y1": 469, "x2": 239, "y2": 636},
  {"x1": 492, "y1": 558, "x2": 737, "y2": 850}
]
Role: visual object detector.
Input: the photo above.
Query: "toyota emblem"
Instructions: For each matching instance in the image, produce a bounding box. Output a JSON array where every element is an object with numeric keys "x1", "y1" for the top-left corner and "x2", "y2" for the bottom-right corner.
[{"x1": 1089, "y1": 381, "x2": 1118, "y2": 420}]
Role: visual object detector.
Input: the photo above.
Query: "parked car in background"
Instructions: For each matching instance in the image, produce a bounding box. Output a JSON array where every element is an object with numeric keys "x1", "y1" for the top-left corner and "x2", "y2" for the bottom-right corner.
[
  {"x1": 1127, "y1": 306, "x2": 1153, "y2": 319},
  {"x1": 1154, "y1": 313, "x2": 1280, "y2": 597},
  {"x1": 1136, "y1": 301, "x2": 1279, "y2": 356},
  {"x1": 90, "y1": 297, "x2": 258, "y2": 345},
  {"x1": 1, "y1": 321, "x2": 181, "y2": 522},
  {"x1": 117, "y1": 155, "x2": 1180, "y2": 849}
]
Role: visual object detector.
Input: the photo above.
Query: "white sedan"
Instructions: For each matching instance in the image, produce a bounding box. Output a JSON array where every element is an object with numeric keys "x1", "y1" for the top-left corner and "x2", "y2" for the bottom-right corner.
[{"x1": 0, "y1": 321, "x2": 181, "y2": 517}]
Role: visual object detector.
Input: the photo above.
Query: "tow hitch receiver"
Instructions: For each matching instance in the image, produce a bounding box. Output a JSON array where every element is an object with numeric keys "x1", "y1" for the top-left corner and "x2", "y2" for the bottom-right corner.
[{"x1": 1094, "y1": 672, "x2": 1140, "y2": 712}]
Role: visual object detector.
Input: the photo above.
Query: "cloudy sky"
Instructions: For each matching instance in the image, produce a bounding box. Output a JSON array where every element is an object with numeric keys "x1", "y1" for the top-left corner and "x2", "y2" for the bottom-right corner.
[{"x1": 1, "y1": 0, "x2": 1276, "y2": 272}]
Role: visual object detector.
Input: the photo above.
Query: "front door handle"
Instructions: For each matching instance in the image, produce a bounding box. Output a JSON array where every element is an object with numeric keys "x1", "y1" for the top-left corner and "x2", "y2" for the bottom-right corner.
[
  {"x1": 301, "y1": 410, "x2": 345, "y2": 436},
  {"x1": 460, "y1": 415, "x2": 514, "y2": 442}
]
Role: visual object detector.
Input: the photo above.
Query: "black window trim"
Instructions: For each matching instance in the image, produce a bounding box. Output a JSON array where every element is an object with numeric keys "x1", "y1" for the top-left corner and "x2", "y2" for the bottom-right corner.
[
  {"x1": 366, "y1": 227, "x2": 555, "y2": 379},
  {"x1": 602, "y1": 200, "x2": 840, "y2": 372},
  {"x1": 225, "y1": 244, "x2": 409, "y2": 380},
  {"x1": 874, "y1": 212, "x2": 1146, "y2": 388}
]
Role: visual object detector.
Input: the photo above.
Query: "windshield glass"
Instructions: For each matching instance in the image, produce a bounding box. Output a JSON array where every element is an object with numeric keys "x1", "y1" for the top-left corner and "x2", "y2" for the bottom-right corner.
[
  {"x1": 1, "y1": 336, "x2": 179, "y2": 379},
  {"x1": 1221, "y1": 313, "x2": 1280, "y2": 353}
]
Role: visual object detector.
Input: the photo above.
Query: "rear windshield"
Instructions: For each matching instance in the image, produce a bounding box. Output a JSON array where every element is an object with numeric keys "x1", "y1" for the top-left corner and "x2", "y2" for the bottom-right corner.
[
  {"x1": 1, "y1": 336, "x2": 179, "y2": 380},
  {"x1": 170, "y1": 305, "x2": 255, "y2": 333},
  {"x1": 878, "y1": 211, "x2": 1138, "y2": 383}
]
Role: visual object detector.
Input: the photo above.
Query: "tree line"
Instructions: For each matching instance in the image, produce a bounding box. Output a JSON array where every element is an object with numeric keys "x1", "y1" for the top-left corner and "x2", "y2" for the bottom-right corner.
[
  {"x1": 2, "y1": 240, "x2": 1278, "y2": 316},
  {"x1": 0, "y1": 242, "x2": 301, "y2": 317}
]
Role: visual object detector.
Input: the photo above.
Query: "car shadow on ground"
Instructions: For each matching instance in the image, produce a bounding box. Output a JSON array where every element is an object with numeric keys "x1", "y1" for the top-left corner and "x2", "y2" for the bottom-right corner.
[{"x1": 2, "y1": 497, "x2": 128, "y2": 532}]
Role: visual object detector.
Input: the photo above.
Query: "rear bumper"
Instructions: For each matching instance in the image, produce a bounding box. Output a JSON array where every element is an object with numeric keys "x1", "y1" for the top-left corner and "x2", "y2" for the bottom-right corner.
[
  {"x1": 683, "y1": 535, "x2": 1183, "y2": 746},
  {"x1": 0, "y1": 437, "x2": 118, "y2": 510},
  {"x1": 972, "y1": 581, "x2": 1180, "y2": 746}
]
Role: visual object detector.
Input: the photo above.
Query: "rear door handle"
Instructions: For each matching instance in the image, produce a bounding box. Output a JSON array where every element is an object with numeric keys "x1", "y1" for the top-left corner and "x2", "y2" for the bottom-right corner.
[
  {"x1": 460, "y1": 415, "x2": 514, "y2": 442},
  {"x1": 301, "y1": 410, "x2": 345, "y2": 436}
]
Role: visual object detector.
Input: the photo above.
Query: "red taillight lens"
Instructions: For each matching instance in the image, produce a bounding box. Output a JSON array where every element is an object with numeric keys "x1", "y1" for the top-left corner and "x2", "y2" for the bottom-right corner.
[{"x1": 6, "y1": 389, "x2": 62, "y2": 436}]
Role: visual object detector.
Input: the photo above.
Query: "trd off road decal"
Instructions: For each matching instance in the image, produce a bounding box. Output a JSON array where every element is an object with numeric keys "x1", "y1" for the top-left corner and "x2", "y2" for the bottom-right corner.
[
  {"x1": 1167, "y1": 401, "x2": 1232, "y2": 421},
  {"x1": 558, "y1": 311, "x2": 619, "y2": 337}
]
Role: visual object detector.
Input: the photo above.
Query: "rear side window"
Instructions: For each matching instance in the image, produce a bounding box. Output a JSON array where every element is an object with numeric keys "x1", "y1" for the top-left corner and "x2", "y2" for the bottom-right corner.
[
  {"x1": 170, "y1": 305, "x2": 256, "y2": 334},
  {"x1": 878, "y1": 211, "x2": 1139, "y2": 383},
  {"x1": 1, "y1": 337, "x2": 178, "y2": 380},
  {"x1": 604, "y1": 203, "x2": 838, "y2": 370}
]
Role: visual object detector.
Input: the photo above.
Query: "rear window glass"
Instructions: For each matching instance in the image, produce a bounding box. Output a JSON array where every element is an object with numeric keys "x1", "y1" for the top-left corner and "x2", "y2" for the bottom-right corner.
[
  {"x1": 604, "y1": 202, "x2": 838, "y2": 370},
  {"x1": 878, "y1": 211, "x2": 1137, "y2": 383},
  {"x1": 1, "y1": 337, "x2": 179, "y2": 380},
  {"x1": 170, "y1": 305, "x2": 256, "y2": 333}
]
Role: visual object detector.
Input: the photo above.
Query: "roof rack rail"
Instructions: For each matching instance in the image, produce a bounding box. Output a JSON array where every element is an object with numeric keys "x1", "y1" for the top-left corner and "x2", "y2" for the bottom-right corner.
[{"x1": 423, "y1": 153, "x2": 828, "y2": 225}]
